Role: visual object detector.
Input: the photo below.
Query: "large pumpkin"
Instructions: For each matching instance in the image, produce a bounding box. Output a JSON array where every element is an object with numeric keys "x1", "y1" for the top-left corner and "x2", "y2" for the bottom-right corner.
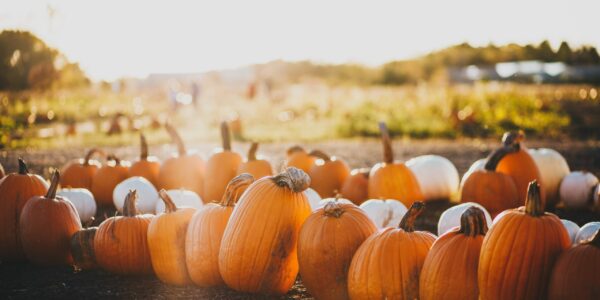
[
  {"x1": 204, "y1": 122, "x2": 243, "y2": 203},
  {"x1": 298, "y1": 201, "x2": 377, "y2": 300},
  {"x1": 20, "y1": 171, "x2": 82, "y2": 266},
  {"x1": 237, "y1": 142, "x2": 272, "y2": 179},
  {"x1": 528, "y1": 148, "x2": 570, "y2": 208},
  {"x1": 147, "y1": 190, "x2": 196, "y2": 285},
  {"x1": 308, "y1": 150, "x2": 350, "y2": 198},
  {"x1": 130, "y1": 133, "x2": 161, "y2": 188},
  {"x1": 283, "y1": 145, "x2": 316, "y2": 173},
  {"x1": 186, "y1": 174, "x2": 254, "y2": 287},
  {"x1": 340, "y1": 168, "x2": 370, "y2": 205},
  {"x1": 94, "y1": 190, "x2": 154, "y2": 275},
  {"x1": 70, "y1": 226, "x2": 98, "y2": 270},
  {"x1": 90, "y1": 154, "x2": 130, "y2": 207},
  {"x1": 60, "y1": 148, "x2": 104, "y2": 189},
  {"x1": 158, "y1": 123, "x2": 205, "y2": 198},
  {"x1": 219, "y1": 167, "x2": 312, "y2": 295},
  {"x1": 406, "y1": 154, "x2": 460, "y2": 201},
  {"x1": 420, "y1": 206, "x2": 488, "y2": 300},
  {"x1": 368, "y1": 122, "x2": 423, "y2": 207},
  {"x1": 347, "y1": 202, "x2": 436, "y2": 299},
  {"x1": 478, "y1": 181, "x2": 570, "y2": 300},
  {"x1": 0, "y1": 158, "x2": 48, "y2": 261}
]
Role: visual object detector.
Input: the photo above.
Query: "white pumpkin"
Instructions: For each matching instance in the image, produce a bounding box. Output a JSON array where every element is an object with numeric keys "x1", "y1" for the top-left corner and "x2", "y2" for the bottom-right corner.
[
  {"x1": 317, "y1": 197, "x2": 355, "y2": 209},
  {"x1": 113, "y1": 176, "x2": 158, "y2": 214},
  {"x1": 359, "y1": 199, "x2": 408, "y2": 229},
  {"x1": 57, "y1": 188, "x2": 97, "y2": 223},
  {"x1": 437, "y1": 202, "x2": 493, "y2": 236},
  {"x1": 559, "y1": 171, "x2": 599, "y2": 209},
  {"x1": 406, "y1": 155, "x2": 460, "y2": 201},
  {"x1": 155, "y1": 189, "x2": 203, "y2": 214},
  {"x1": 459, "y1": 158, "x2": 486, "y2": 189},
  {"x1": 575, "y1": 222, "x2": 600, "y2": 244},
  {"x1": 528, "y1": 148, "x2": 570, "y2": 205},
  {"x1": 304, "y1": 188, "x2": 322, "y2": 211},
  {"x1": 561, "y1": 219, "x2": 580, "y2": 244}
]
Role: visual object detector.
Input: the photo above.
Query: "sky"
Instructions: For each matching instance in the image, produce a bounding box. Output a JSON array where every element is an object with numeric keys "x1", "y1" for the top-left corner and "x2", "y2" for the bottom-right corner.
[{"x1": 1, "y1": 0, "x2": 598, "y2": 81}]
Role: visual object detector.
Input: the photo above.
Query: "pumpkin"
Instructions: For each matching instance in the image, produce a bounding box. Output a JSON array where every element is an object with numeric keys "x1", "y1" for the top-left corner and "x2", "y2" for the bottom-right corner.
[
  {"x1": 575, "y1": 222, "x2": 600, "y2": 244},
  {"x1": 147, "y1": 190, "x2": 196, "y2": 285},
  {"x1": 347, "y1": 202, "x2": 436, "y2": 300},
  {"x1": 113, "y1": 176, "x2": 158, "y2": 214},
  {"x1": 561, "y1": 219, "x2": 580, "y2": 244},
  {"x1": 60, "y1": 148, "x2": 104, "y2": 189},
  {"x1": 155, "y1": 189, "x2": 203, "y2": 214},
  {"x1": 340, "y1": 168, "x2": 370, "y2": 205},
  {"x1": 308, "y1": 150, "x2": 350, "y2": 198},
  {"x1": 316, "y1": 195, "x2": 355, "y2": 208},
  {"x1": 495, "y1": 131, "x2": 546, "y2": 206},
  {"x1": 94, "y1": 190, "x2": 154, "y2": 275},
  {"x1": 90, "y1": 154, "x2": 130, "y2": 207},
  {"x1": 57, "y1": 188, "x2": 97, "y2": 223},
  {"x1": 70, "y1": 226, "x2": 98, "y2": 270},
  {"x1": 0, "y1": 158, "x2": 48, "y2": 261},
  {"x1": 19, "y1": 170, "x2": 82, "y2": 266},
  {"x1": 459, "y1": 158, "x2": 486, "y2": 190},
  {"x1": 548, "y1": 229, "x2": 600, "y2": 300},
  {"x1": 237, "y1": 142, "x2": 273, "y2": 179},
  {"x1": 304, "y1": 187, "x2": 322, "y2": 211},
  {"x1": 460, "y1": 145, "x2": 520, "y2": 217},
  {"x1": 437, "y1": 202, "x2": 492, "y2": 236},
  {"x1": 158, "y1": 123, "x2": 205, "y2": 198},
  {"x1": 420, "y1": 206, "x2": 489, "y2": 300},
  {"x1": 298, "y1": 201, "x2": 377, "y2": 300},
  {"x1": 478, "y1": 181, "x2": 571, "y2": 300},
  {"x1": 368, "y1": 122, "x2": 423, "y2": 207},
  {"x1": 204, "y1": 122, "x2": 243, "y2": 203},
  {"x1": 359, "y1": 198, "x2": 408, "y2": 229},
  {"x1": 528, "y1": 148, "x2": 570, "y2": 208},
  {"x1": 559, "y1": 171, "x2": 598, "y2": 209},
  {"x1": 186, "y1": 174, "x2": 254, "y2": 287},
  {"x1": 283, "y1": 145, "x2": 316, "y2": 173},
  {"x1": 219, "y1": 167, "x2": 312, "y2": 295},
  {"x1": 129, "y1": 133, "x2": 161, "y2": 188},
  {"x1": 406, "y1": 155, "x2": 460, "y2": 201}
]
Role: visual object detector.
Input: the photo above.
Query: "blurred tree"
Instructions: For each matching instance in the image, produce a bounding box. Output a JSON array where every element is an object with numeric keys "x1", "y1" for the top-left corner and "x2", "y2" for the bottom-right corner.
[
  {"x1": 537, "y1": 40, "x2": 556, "y2": 62},
  {"x1": 556, "y1": 42, "x2": 573, "y2": 63}
]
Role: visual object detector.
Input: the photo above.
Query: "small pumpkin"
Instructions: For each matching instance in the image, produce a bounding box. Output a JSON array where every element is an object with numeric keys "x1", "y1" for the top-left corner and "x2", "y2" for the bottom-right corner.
[
  {"x1": 113, "y1": 176, "x2": 158, "y2": 214},
  {"x1": 368, "y1": 122, "x2": 423, "y2": 207},
  {"x1": 237, "y1": 142, "x2": 273, "y2": 179},
  {"x1": 57, "y1": 188, "x2": 97, "y2": 223},
  {"x1": 219, "y1": 167, "x2": 312, "y2": 295},
  {"x1": 283, "y1": 145, "x2": 316, "y2": 173},
  {"x1": 20, "y1": 170, "x2": 83, "y2": 266},
  {"x1": 406, "y1": 155, "x2": 460, "y2": 201},
  {"x1": 130, "y1": 133, "x2": 161, "y2": 188},
  {"x1": 308, "y1": 150, "x2": 350, "y2": 198},
  {"x1": 70, "y1": 226, "x2": 98, "y2": 270},
  {"x1": 359, "y1": 198, "x2": 408, "y2": 229},
  {"x1": 347, "y1": 202, "x2": 436, "y2": 300},
  {"x1": 90, "y1": 154, "x2": 130, "y2": 207},
  {"x1": 186, "y1": 174, "x2": 254, "y2": 287},
  {"x1": 559, "y1": 171, "x2": 598, "y2": 209},
  {"x1": 575, "y1": 222, "x2": 600, "y2": 245},
  {"x1": 60, "y1": 148, "x2": 104, "y2": 189},
  {"x1": 528, "y1": 148, "x2": 570, "y2": 208},
  {"x1": 155, "y1": 189, "x2": 203, "y2": 214},
  {"x1": 204, "y1": 122, "x2": 243, "y2": 203},
  {"x1": 148, "y1": 190, "x2": 196, "y2": 285},
  {"x1": 0, "y1": 158, "x2": 48, "y2": 261},
  {"x1": 94, "y1": 190, "x2": 154, "y2": 275},
  {"x1": 420, "y1": 207, "x2": 489, "y2": 300},
  {"x1": 340, "y1": 168, "x2": 370, "y2": 205},
  {"x1": 298, "y1": 201, "x2": 377, "y2": 300},
  {"x1": 478, "y1": 181, "x2": 570, "y2": 300},
  {"x1": 437, "y1": 202, "x2": 492, "y2": 236},
  {"x1": 304, "y1": 187, "x2": 322, "y2": 211},
  {"x1": 561, "y1": 219, "x2": 580, "y2": 244}
]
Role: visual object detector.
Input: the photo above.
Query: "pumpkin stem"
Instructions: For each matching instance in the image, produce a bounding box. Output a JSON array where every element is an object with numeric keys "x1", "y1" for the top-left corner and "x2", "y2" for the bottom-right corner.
[
  {"x1": 46, "y1": 169, "x2": 60, "y2": 199},
  {"x1": 458, "y1": 206, "x2": 488, "y2": 236},
  {"x1": 165, "y1": 122, "x2": 187, "y2": 156},
  {"x1": 287, "y1": 145, "x2": 305, "y2": 156},
  {"x1": 323, "y1": 201, "x2": 344, "y2": 218},
  {"x1": 221, "y1": 173, "x2": 255, "y2": 206},
  {"x1": 525, "y1": 180, "x2": 544, "y2": 217},
  {"x1": 379, "y1": 122, "x2": 394, "y2": 164},
  {"x1": 247, "y1": 142, "x2": 259, "y2": 161},
  {"x1": 221, "y1": 121, "x2": 232, "y2": 151},
  {"x1": 158, "y1": 189, "x2": 177, "y2": 213},
  {"x1": 484, "y1": 144, "x2": 519, "y2": 171},
  {"x1": 140, "y1": 133, "x2": 149, "y2": 161},
  {"x1": 308, "y1": 150, "x2": 331, "y2": 162},
  {"x1": 399, "y1": 201, "x2": 425, "y2": 232},
  {"x1": 272, "y1": 167, "x2": 311, "y2": 193},
  {"x1": 122, "y1": 190, "x2": 139, "y2": 217},
  {"x1": 18, "y1": 158, "x2": 29, "y2": 174},
  {"x1": 83, "y1": 148, "x2": 105, "y2": 166},
  {"x1": 501, "y1": 130, "x2": 524, "y2": 149}
]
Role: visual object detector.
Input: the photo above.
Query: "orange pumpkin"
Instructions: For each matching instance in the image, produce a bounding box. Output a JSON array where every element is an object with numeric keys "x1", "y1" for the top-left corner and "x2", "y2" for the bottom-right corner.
[
  {"x1": 219, "y1": 167, "x2": 312, "y2": 295},
  {"x1": 158, "y1": 123, "x2": 205, "y2": 198},
  {"x1": 368, "y1": 122, "x2": 424, "y2": 207},
  {"x1": 237, "y1": 142, "x2": 273, "y2": 179},
  {"x1": 478, "y1": 181, "x2": 570, "y2": 300},
  {"x1": 308, "y1": 150, "x2": 350, "y2": 198},
  {"x1": 298, "y1": 201, "x2": 377, "y2": 300},
  {"x1": 204, "y1": 122, "x2": 243, "y2": 202},
  {"x1": 70, "y1": 226, "x2": 98, "y2": 270},
  {"x1": 283, "y1": 145, "x2": 316, "y2": 173},
  {"x1": 90, "y1": 154, "x2": 130, "y2": 207},
  {"x1": 60, "y1": 148, "x2": 104, "y2": 189},
  {"x1": 130, "y1": 133, "x2": 160, "y2": 188},
  {"x1": 186, "y1": 174, "x2": 255, "y2": 287},
  {"x1": 420, "y1": 206, "x2": 488, "y2": 300},
  {"x1": 20, "y1": 170, "x2": 82, "y2": 266},
  {"x1": 548, "y1": 229, "x2": 600, "y2": 300},
  {"x1": 340, "y1": 168, "x2": 370, "y2": 205},
  {"x1": 348, "y1": 202, "x2": 436, "y2": 300},
  {"x1": 94, "y1": 190, "x2": 154, "y2": 275},
  {"x1": 496, "y1": 131, "x2": 546, "y2": 206},
  {"x1": 460, "y1": 145, "x2": 520, "y2": 217},
  {"x1": 0, "y1": 158, "x2": 48, "y2": 261},
  {"x1": 147, "y1": 190, "x2": 196, "y2": 285}
]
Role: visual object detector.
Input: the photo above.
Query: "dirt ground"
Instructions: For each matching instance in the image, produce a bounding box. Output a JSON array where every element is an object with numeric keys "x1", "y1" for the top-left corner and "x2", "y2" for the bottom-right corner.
[{"x1": 1, "y1": 138, "x2": 599, "y2": 299}]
